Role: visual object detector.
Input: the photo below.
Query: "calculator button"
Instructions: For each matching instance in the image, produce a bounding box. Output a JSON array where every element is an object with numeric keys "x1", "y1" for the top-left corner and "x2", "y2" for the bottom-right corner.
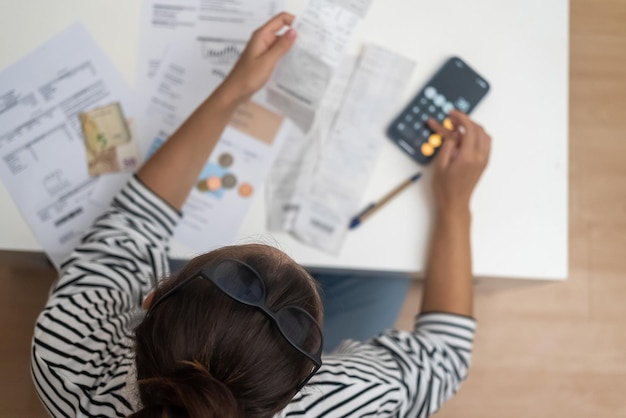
[
  {"x1": 421, "y1": 113, "x2": 429, "y2": 122},
  {"x1": 421, "y1": 129, "x2": 430, "y2": 138},
  {"x1": 419, "y1": 97, "x2": 428, "y2": 105},
  {"x1": 456, "y1": 97, "x2": 470, "y2": 112},
  {"x1": 443, "y1": 102, "x2": 454, "y2": 113},
  {"x1": 413, "y1": 122, "x2": 422, "y2": 130},
  {"x1": 443, "y1": 117, "x2": 455, "y2": 131},
  {"x1": 412, "y1": 106, "x2": 420, "y2": 114},
  {"x1": 404, "y1": 114, "x2": 413, "y2": 122},
  {"x1": 424, "y1": 86, "x2": 437, "y2": 99},
  {"x1": 421, "y1": 143, "x2": 435, "y2": 156},
  {"x1": 434, "y1": 94, "x2": 445, "y2": 107},
  {"x1": 397, "y1": 122, "x2": 406, "y2": 131},
  {"x1": 437, "y1": 112, "x2": 445, "y2": 121},
  {"x1": 400, "y1": 130, "x2": 417, "y2": 142},
  {"x1": 428, "y1": 105, "x2": 436, "y2": 113},
  {"x1": 428, "y1": 133, "x2": 442, "y2": 148},
  {"x1": 397, "y1": 140, "x2": 416, "y2": 155}
]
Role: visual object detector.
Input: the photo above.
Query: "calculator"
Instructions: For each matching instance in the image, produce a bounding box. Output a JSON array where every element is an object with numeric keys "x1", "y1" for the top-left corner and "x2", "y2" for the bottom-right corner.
[{"x1": 387, "y1": 57, "x2": 490, "y2": 165}]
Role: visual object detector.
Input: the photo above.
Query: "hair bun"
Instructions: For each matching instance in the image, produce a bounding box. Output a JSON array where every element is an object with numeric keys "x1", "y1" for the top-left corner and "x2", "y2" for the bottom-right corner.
[{"x1": 131, "y1": 360, "x2": 240, "y2": 418}]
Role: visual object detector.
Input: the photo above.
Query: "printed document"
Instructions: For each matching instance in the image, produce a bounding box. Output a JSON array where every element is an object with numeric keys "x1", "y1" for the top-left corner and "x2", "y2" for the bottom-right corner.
[
  {"x1": 0, "y1": 24, "x2": 136, "y2": 267},
  {"x1": 137, "y1": 0, "x2": 282, "y2": 82}
]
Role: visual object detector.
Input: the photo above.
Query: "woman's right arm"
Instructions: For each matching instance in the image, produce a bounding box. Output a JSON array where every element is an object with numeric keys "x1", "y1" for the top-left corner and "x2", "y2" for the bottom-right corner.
[
  {"x1": 280, "y1": 114, "x2": 491, "y2": 418},
  {"x1": 420, "y1": 110, "x2": 492, "y2": 316}
]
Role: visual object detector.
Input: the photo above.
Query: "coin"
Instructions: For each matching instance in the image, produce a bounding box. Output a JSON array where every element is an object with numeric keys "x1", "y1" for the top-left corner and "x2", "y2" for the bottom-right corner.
[
  {"x1": 196, "y1": 179, "x2": 209, "y2": 192},
  {"x1": 238, "y1": 183, "x2": 253, "y2": 198},
  {"x1": 222, "y1": 173, "x2": 237, "y2": 189},
  {"x1": 218, "y1": 153, "x2": 234, "y2": 168},
  {"x1": 206, "y1": 176, "x2": 222, "y2": 191}
]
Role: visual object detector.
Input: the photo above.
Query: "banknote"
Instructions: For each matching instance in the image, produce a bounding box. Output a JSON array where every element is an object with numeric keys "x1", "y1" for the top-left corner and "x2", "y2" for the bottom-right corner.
[
  {"x1": 80, "y1": 103, "x2": 140, "y2": 176},
  {"x1": 80, "y1": 102, "x2": 131, "y2": 152}
]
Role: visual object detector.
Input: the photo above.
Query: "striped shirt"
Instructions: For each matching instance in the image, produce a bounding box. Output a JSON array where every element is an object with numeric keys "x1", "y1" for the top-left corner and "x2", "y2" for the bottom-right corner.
[{"x1": 31, "y1": 176, "x2": 476, "y2": 417}]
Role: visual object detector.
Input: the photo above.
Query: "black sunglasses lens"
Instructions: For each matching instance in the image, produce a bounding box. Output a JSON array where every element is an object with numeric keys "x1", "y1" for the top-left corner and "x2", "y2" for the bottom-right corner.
[
  {"x1": 277, "y1": 307, "x2": 322, "y2": 355},
  {"x1": 212, "y1": 261, "x2": 264, "y2": 304}
]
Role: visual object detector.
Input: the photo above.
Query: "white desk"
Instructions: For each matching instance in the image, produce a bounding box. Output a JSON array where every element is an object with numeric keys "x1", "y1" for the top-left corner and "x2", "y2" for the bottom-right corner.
[{"x1": 0, "y1": 0, "x2": 569, "y2": 280}]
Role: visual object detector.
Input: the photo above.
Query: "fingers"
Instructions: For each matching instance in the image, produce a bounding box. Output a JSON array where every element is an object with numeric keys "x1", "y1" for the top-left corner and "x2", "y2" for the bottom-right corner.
[
  {"x1": 435, "y1": 133, "x2": 458, "y2": 171},
  {"x1": 246, "y1": 12, "x2": 296, "y2": 65},
  {"x1": 448, "y1": 110, "x2": 478, "y2": 152},
  {"x1": 427, "y1": 118, "x2": 460, "y2": 169},
  {"x1": 249, "y1": 12, "x2": 295, "y2": 49},
  {"x1": 261, "y1": 28, "x2": 297, "y2": 62},
  {"x1": 257, "y1": 12, "x2": 295, "y2": 34},
  {"x1": 430, "y1": 112, "x2": 491, "y2": 168},
  {"x1": 427, "y1": 118, "x2": 448, "y2": 137}
]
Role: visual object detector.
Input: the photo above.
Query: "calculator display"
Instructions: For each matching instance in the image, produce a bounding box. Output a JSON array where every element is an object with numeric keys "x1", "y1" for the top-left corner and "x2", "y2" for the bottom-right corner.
[{"x1": 387, "y1": 57, "x2": 490, "y2": 164}]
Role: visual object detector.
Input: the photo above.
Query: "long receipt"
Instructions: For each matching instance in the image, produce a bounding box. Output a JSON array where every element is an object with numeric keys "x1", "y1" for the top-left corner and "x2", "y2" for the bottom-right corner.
[
  {"x1": 272, "y1": 44, "x2": 415, "y2": 254},
  {"x1": 266, "y1": 55, "x2": 358, "y2": 231},
  {"x1": 267, "y1": 0, "x2": 372, "y2": 132}
]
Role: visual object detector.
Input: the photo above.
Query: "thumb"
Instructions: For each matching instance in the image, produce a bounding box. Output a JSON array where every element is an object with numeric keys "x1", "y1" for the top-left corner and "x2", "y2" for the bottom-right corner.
[
  {"x1": 435, "y1": 135, "x2": 457, "y2": 172},
  {"x1": 261, "y1": 29, "x2": 297, "y2": 64}
]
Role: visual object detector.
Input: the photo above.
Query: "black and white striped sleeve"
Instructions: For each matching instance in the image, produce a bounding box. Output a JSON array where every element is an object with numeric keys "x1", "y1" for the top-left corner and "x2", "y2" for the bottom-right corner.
[
  {"x1": 280, "y1": 313, "x2": 476, "y2": 418},
  {"x1": 31, "y1": 176, "x2": 180, "y2": 417}
]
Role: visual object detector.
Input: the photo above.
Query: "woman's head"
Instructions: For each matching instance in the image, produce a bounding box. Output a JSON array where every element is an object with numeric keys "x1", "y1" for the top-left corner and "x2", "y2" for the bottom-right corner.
[{"x1": 131, "y1": 244, "x2": 323, "y2": 418}]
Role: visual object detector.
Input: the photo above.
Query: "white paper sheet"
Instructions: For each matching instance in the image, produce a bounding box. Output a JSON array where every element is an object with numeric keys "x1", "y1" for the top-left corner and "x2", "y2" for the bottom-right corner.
[
  {"x1": 265, "y1": 55, "x2": 357, "y2": 231},
  {"x1": 0, "y1": 24, "x2": 136, "y2": 267},
  {"x1": 141, "y1": 49, "x2": 292, "y2": 252},
  {"x1": 136, "y1": 0, "x2": 282, "y2": 86},
  {"x1": 266, "y1": 0, "x2": 371, "y2": 132},
  {"x1": 286, "y1": 44, "x2": 415, "y2": 253}
]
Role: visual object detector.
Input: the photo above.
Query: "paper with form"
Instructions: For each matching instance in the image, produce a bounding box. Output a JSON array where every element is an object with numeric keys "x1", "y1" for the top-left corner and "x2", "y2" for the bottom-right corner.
[
  {"x1": 136, "y1": 0, "x2": 283, "y2": 152},
  {"x1": 0, "y1": 24, "x2": 136, "y2": 267},
  {"x1": 137, "y1": 0, "x2": 282, "y2": 82},
  {"x1": 141, "y1": 49, "x2": 292, "y2": 253},
  {"x1": 267, "y1": 0, "x2": 372, "y2": 132},
  {"x1": 274, "y1": 44, "x2": 415, "y2": 253}
]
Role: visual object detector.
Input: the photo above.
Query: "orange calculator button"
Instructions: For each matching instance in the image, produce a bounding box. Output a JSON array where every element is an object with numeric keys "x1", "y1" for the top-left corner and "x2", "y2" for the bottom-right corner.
[
  {"x1": 428, "y1": 133, "x2": 442, "y2": 148},
  {"x1": 443, "y1": 117, "x2": 455, "y2": 131},
  {"x1": 421, "y1": 143, "x2": 435, "y2": 157}
]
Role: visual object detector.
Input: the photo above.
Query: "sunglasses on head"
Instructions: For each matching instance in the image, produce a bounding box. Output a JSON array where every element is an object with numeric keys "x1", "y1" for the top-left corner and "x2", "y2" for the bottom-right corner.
[{"x1": 148, "y1": 258, "x2": 323, "y2": 392}]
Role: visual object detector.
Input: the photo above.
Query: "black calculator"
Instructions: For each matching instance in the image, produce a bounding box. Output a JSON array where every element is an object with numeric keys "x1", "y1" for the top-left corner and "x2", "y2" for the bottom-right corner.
[{"x1": 387, "y1": 57, "x2": 490, "y2": 165}]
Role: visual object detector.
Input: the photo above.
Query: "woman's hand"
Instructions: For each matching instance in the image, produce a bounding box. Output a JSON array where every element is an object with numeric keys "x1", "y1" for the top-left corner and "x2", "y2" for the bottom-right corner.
[
  {"x1": 428, "y1": 111, "x2": 492, "y2": 216},
  {"x1": 218, "y1": 12, "x2": 297, "y2": 105}
]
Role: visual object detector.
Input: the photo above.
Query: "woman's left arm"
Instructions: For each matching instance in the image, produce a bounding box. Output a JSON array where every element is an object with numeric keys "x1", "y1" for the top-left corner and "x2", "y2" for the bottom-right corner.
[
  {"x1": 138, "y1": 12, "x2": 297, "y2": 211},
  {"x1": 31, "y1": 16, "x2": 297, "y2": 415}
]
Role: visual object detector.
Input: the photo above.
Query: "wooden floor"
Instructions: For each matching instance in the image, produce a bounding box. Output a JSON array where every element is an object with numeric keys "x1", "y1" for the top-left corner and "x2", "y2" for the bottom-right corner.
[{"x1": 1, "y1": 0, "x2": 625, "y2": 416}]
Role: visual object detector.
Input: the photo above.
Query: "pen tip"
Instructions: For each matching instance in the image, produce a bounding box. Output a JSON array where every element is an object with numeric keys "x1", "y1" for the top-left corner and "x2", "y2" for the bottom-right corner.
[{"x1": 349, "y1": 218, "x2": 360, "y2": 230}]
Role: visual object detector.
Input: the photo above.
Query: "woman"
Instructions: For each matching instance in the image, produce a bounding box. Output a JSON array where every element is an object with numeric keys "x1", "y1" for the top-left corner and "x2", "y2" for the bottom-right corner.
[{"x1": 31, "y1": 12, "x2": 491, "y2": 418}]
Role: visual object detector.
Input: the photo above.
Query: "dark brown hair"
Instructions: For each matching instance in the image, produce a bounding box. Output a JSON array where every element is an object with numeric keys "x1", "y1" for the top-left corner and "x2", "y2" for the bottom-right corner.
[{"x1": 129, "y1": 244, "x2": 323, "y2": 418}]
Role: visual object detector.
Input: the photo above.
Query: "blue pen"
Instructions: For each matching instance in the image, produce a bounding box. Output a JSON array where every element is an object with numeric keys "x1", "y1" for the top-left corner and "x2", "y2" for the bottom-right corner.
[{"x1": 349, "y1": 172, "x2": 422, "y2": 230}]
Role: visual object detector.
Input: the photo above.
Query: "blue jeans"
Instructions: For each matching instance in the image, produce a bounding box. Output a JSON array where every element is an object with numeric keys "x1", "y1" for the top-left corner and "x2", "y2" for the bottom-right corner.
[
  {"x1": 169, "y1": 260, "x2": 411, "y2": 353},
  {"x1": 311, "y1": 272, "x2": 411, "y2": 352}
]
